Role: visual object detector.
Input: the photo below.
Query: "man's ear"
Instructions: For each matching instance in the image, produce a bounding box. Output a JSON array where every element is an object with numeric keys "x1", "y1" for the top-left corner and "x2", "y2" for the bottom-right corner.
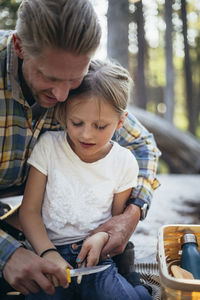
[
  {"x1": 13, "y1": 33, "x2": 24, "y2": 59},
  {"x1": 116, "y1": 111, "x2": 128, "y2": 130}
]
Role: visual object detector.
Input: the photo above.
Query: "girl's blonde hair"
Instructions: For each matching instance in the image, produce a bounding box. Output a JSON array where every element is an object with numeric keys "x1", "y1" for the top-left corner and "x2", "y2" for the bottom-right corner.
[
  {"x1": 56, "y1": 59, "x2": 132, "y2": 129},
  {"x1": 16, "y1": 0, "x2": 101, "y2": 56}
]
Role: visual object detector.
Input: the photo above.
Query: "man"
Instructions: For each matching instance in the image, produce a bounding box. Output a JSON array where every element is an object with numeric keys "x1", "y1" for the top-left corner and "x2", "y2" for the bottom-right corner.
[{"x1": 0, "y1": 0, "x2": 160, "y2": 296}]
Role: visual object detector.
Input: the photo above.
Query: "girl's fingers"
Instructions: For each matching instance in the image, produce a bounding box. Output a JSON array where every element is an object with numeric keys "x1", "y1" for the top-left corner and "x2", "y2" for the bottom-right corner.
[{"x1": 76, "y1": 245, "x2": 88, "y2": 264}]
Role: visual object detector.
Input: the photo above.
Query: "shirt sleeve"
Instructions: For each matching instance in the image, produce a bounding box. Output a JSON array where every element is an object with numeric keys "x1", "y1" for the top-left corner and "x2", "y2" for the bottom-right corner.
[
  {"x1": 112, "y1": 111, "x2": 161, "y2": 209},
  {"x1": 114, "y1": 149, "x2": 139, "y2": 193},
  {"x1": 27, "y1": 132, "x2": 50, "y2": 175},
  {"x1": 0, "y1": 229, "x2": 22, "y2": 275}
]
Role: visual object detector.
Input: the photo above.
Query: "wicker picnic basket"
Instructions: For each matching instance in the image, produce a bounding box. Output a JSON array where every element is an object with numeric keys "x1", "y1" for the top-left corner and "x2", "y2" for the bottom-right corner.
[{"x1": 158, "y1": 224, "x2": 200, "y2": 300}]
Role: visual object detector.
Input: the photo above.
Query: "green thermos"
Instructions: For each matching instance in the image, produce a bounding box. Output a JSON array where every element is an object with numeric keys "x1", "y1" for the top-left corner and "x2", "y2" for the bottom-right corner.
[{"x1": 180, "y1": 233, "x2": 200, "y2": 279}]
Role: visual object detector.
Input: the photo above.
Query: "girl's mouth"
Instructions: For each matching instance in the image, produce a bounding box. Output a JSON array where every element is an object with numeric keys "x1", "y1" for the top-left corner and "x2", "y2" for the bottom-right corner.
[{"x1": 80, "y1": 142, "x2": 95, "y2": 148}]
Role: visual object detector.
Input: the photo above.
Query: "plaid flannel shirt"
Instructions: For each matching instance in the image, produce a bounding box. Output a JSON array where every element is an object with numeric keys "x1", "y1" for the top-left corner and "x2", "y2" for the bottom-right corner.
[{"x1": 0, "y1": 30, "x2": 161, "y2": 273}]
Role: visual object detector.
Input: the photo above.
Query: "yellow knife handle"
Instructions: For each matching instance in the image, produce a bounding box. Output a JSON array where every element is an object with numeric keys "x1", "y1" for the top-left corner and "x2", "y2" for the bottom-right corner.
[{"x1": 66, "y1": 268, "x2": 71, "y2": 283}]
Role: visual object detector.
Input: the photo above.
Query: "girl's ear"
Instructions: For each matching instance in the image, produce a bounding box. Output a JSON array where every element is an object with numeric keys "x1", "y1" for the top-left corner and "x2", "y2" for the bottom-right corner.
[
  {"x1": 116, "y1": 111, "x2": 128, "y2": 130},
  {"x1": 13, "y1": 33, "x2": 24, "y2": 59}
]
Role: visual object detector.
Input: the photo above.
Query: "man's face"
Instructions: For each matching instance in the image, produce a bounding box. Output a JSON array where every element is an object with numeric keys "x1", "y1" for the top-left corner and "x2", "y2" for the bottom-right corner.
[{"x1": 15, "y1": 39, "x2": 91, "y2": 108}]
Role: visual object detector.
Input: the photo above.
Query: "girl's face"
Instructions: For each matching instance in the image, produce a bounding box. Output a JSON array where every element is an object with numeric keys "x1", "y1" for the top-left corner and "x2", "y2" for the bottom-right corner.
[{"x1": 66, "y1": 95, "x2": 126, "y2": 162}]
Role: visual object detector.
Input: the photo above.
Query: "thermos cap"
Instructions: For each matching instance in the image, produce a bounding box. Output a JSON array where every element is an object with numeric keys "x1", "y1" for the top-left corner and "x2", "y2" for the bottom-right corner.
[{"x1": 181, "y1": 233, "x2": 197, "y2": 245}]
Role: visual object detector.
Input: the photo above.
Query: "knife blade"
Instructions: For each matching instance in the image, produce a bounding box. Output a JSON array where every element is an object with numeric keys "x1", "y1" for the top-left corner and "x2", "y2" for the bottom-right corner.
[
  {"x1": 77, "y1": 260, "x2": 86, "y2": 284},
  {"x1": 66, "y1": 264, "x2": 111, "y2": 283}
]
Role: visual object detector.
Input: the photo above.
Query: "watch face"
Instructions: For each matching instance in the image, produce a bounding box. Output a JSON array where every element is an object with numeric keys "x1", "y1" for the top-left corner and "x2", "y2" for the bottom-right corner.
[{"x1": 141, "y1": 203, "x2": 148, "y2": 220}]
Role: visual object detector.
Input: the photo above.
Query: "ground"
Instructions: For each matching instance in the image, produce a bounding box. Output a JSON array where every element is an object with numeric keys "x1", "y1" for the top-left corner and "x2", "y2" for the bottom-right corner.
[{"x1": 131, "y1": 174, "x2": 200, "y2": 261}]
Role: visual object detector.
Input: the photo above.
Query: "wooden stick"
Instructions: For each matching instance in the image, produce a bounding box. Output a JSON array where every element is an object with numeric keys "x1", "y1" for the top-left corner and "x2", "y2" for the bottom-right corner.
[{"x1": 171, "y1": 265, "x2": 194, "y2": 279}]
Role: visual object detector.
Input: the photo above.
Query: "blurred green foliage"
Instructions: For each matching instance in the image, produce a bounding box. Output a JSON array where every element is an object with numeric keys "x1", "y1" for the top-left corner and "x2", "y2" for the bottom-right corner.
[{"x1": 0, "y1": 0, "x2": 21, "y2": 29}]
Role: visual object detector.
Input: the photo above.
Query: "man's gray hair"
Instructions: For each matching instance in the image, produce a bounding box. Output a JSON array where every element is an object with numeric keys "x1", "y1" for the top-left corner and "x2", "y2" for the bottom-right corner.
[{"x1": 16, "y1": 0, "x2": 101, "y2": 56}]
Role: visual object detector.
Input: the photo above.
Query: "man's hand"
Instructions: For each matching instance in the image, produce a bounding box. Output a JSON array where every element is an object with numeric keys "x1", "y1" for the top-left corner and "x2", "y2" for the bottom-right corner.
[
  {"x1": 3, "y1": 247, "x2": 68, "y2": 295},
  {"x1": 91, "y1": 204, "x2": 140, "y2": 260},
  {"x1": 42, "y1": 250, "x2": 72, "y2": 288}
]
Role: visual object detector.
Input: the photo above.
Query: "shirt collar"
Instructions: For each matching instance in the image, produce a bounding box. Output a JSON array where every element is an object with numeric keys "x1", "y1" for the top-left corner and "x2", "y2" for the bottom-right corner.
[{"x1": 6, "y1": 33, "x2": 29, "y2": 108}]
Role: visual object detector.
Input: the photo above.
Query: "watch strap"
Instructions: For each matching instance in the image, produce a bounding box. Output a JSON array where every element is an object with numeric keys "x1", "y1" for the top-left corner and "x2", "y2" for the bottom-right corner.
[{"x1": 126, "y1": 198, "x2": 148, "y2": 220}]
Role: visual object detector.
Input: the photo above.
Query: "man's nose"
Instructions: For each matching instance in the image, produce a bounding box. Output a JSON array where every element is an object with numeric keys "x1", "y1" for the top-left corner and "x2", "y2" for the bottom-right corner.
[{"x1": 52, "y1": 82, "x2": 70, "y2": 102}]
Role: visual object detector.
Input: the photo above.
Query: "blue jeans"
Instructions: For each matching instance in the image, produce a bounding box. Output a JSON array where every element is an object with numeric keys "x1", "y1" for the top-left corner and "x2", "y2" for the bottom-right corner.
[{"x1": 26, "y1": 242, "x2": 152, "y2": 300}]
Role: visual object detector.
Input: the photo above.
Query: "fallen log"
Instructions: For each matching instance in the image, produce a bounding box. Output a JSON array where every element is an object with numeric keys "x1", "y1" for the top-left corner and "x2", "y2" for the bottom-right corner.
[{"x1": 128, "y1": 105, "x2": 200, "y2": 174}]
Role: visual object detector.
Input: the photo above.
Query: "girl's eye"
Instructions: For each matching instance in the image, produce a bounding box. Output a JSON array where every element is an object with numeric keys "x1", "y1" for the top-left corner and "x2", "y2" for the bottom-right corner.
[{"x1": 72, "y1": 121, "x2": 83, "y2": 127}]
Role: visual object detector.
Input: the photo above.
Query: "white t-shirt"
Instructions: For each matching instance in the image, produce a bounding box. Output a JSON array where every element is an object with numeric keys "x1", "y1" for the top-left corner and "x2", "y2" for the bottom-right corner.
[{"x1": 28, "y1": 131, "x2": 139, "y2": 245}]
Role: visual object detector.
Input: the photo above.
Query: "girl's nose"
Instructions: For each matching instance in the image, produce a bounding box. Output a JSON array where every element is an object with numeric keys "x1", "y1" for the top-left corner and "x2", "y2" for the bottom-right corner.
[{"x1": 81, "y1": 126, "x2": 93, "y2": 139}]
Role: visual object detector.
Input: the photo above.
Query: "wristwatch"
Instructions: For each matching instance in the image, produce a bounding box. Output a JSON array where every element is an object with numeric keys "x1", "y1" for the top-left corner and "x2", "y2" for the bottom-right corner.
[{"x1": 126, "y1": 198, "x2": 148, "y2": 220}]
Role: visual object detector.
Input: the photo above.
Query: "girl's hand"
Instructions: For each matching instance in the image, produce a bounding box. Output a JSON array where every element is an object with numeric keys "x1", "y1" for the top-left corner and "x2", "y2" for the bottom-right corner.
[
  {"x1": 77, "y1": 232, "x2": 109, "y2": 267},
  {"x1": 42, "y1": 251, "x2": 72, "y2": 287}
]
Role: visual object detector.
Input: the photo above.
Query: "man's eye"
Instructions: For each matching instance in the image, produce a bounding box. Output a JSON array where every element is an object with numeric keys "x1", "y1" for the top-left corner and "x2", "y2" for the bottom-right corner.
[{"x1": 96, "y1": 124, "x2": 107, "y2": 130}]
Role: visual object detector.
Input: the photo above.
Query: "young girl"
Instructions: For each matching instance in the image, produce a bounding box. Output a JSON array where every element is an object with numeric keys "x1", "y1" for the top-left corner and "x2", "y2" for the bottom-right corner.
[{"x1": 19, "y1": 59, "x2": 152, "y2": 300}]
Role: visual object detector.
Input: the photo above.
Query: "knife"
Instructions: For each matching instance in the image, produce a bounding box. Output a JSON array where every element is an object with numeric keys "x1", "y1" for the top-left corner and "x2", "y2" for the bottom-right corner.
[
  {"x1": 66, "y1": 264, "x2": 111, "y2": 283},
  {"x1": 77, "y1": 260, "x2": 86, "y2": 284}
]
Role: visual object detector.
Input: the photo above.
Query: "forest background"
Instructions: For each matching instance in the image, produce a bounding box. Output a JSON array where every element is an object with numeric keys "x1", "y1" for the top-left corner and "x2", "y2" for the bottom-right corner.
[{"x1": 1, "y1": 0, "x2": 200, "y2": 175}]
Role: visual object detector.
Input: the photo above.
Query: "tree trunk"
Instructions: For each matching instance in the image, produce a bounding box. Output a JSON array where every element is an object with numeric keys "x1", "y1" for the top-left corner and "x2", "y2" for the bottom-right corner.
[
  {"x1": 134, "y1": 0, "x2": 147, "y2": 109},
  {"x1": 107, "y1": 0, "x2": 129, "y2": 69},
  {"x1": 164, "y1": 0, "x2": 174, "y2": 123},
  {"x1": 128, "y1": 105, "x2": 200, "y2": 174},
  {"x1": 181, "y1": 0, "x2": 195, "y2": 134},
  {"x1": 193, "y1": 36, "x2": 200, "y2": 136}
]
